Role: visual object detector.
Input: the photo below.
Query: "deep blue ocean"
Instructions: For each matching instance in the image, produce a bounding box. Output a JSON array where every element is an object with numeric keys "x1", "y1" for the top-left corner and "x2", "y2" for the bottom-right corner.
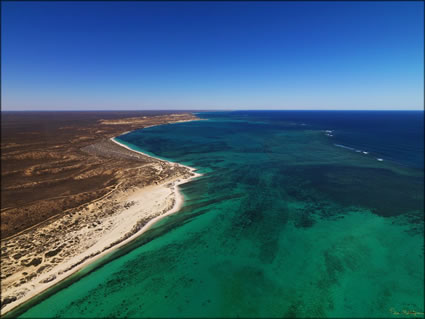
[
  {"x1": 12, "y1": 111, "x2": 424, "y2": 318},
  {"x1": 198, "y1": 111, "x2": 424, "y2": 169}
]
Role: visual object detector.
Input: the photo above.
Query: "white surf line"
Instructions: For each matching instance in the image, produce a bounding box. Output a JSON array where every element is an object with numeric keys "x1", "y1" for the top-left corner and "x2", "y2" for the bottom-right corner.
[{"x1": 111, "y1": 137, "x2": 201, "y2": 178}]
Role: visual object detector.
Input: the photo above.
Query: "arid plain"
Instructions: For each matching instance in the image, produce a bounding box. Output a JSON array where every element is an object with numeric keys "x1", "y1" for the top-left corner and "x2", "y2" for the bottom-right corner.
[{"x1": 1, "y1": 111, "x2": 200, "y2": 313}]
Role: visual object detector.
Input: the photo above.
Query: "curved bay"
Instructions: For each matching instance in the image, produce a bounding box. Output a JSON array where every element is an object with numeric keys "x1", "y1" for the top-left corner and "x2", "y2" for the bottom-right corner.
[{"x1": 17, "y1": 111, "x2": 424, "y2": 318}]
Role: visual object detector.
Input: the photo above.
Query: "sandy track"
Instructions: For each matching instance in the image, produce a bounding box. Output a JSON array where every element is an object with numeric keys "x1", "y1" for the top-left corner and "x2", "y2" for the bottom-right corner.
[{"x1": 1, "y1": 126, "x2": 201, "y2": 315}]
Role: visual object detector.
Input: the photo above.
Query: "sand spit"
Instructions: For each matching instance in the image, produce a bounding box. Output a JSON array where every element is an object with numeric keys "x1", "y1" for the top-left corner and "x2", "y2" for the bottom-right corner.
[{"x1": 1, "y1": 129, "x2": 201, "y2": 315}]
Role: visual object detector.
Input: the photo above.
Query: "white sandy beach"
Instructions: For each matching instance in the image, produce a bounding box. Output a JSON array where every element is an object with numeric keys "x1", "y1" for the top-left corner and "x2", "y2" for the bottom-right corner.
[{"x1": 1, "y1": 134, "x2": 201, "y2": 315}]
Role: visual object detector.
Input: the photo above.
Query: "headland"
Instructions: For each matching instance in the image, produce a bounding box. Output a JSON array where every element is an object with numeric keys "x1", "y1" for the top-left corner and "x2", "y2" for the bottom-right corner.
[{"x1": 1, "y1": 111, "x2": 201, "y2": 314}]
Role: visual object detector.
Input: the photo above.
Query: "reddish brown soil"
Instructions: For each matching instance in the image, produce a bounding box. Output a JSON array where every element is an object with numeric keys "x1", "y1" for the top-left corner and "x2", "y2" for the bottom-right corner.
[{"x1": 1, "y1": 111, "x2": 199, "y2": 239}]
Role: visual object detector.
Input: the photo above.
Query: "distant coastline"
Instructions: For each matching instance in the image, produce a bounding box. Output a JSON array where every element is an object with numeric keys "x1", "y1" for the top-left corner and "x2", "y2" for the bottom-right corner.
[{"x1": 1, "y1": 118, "x2": 202, "y2": 316}]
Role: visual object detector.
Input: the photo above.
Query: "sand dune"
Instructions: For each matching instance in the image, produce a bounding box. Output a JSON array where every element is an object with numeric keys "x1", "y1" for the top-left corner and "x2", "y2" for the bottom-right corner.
[{"x1": 1, "y1": 118, "x2": 201, "y2": 315}]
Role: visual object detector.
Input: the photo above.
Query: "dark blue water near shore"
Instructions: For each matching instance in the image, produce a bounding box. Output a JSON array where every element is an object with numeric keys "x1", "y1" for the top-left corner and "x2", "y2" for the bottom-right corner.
[{"x1": 16, "y1": 111, "x2": 424, "y2": 318}]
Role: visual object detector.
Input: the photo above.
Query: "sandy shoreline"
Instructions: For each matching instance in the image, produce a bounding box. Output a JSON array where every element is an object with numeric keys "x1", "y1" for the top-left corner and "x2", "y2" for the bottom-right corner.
[
  {"x1": 1, "y1": 126, "x2": 201, "y2": 315},
  {"x1": 111, "y1": 137, "x2": 198, "y2": 174}
]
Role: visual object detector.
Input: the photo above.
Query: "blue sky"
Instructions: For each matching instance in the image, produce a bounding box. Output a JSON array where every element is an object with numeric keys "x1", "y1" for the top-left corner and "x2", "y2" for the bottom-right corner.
[{"x1": 1, "y1": 1, "x2": 423, "y2": 110}]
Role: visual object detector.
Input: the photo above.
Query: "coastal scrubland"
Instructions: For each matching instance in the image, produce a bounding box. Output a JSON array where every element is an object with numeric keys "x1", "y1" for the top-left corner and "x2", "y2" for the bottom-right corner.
[{"x1": 1, "y1": 111, "x2": 200, "y2": 313}]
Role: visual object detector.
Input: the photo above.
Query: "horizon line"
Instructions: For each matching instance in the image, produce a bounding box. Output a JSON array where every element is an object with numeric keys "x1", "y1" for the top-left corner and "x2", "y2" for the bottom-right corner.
[{"x1": 1, "y1": 109, "x2": 424, "y2": 112}]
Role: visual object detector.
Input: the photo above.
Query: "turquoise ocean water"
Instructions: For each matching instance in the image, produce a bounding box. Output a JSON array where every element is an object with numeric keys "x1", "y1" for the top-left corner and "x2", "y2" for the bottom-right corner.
[{"x1": 10, "y1": 111, "x2": 424, "y2": 318}]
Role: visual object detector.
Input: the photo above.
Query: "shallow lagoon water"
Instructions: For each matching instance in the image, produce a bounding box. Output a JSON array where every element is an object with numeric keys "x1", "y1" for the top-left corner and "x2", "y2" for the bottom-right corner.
[{"x1": 16, "y1": 111, "x2": 424, "y2": 318}]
